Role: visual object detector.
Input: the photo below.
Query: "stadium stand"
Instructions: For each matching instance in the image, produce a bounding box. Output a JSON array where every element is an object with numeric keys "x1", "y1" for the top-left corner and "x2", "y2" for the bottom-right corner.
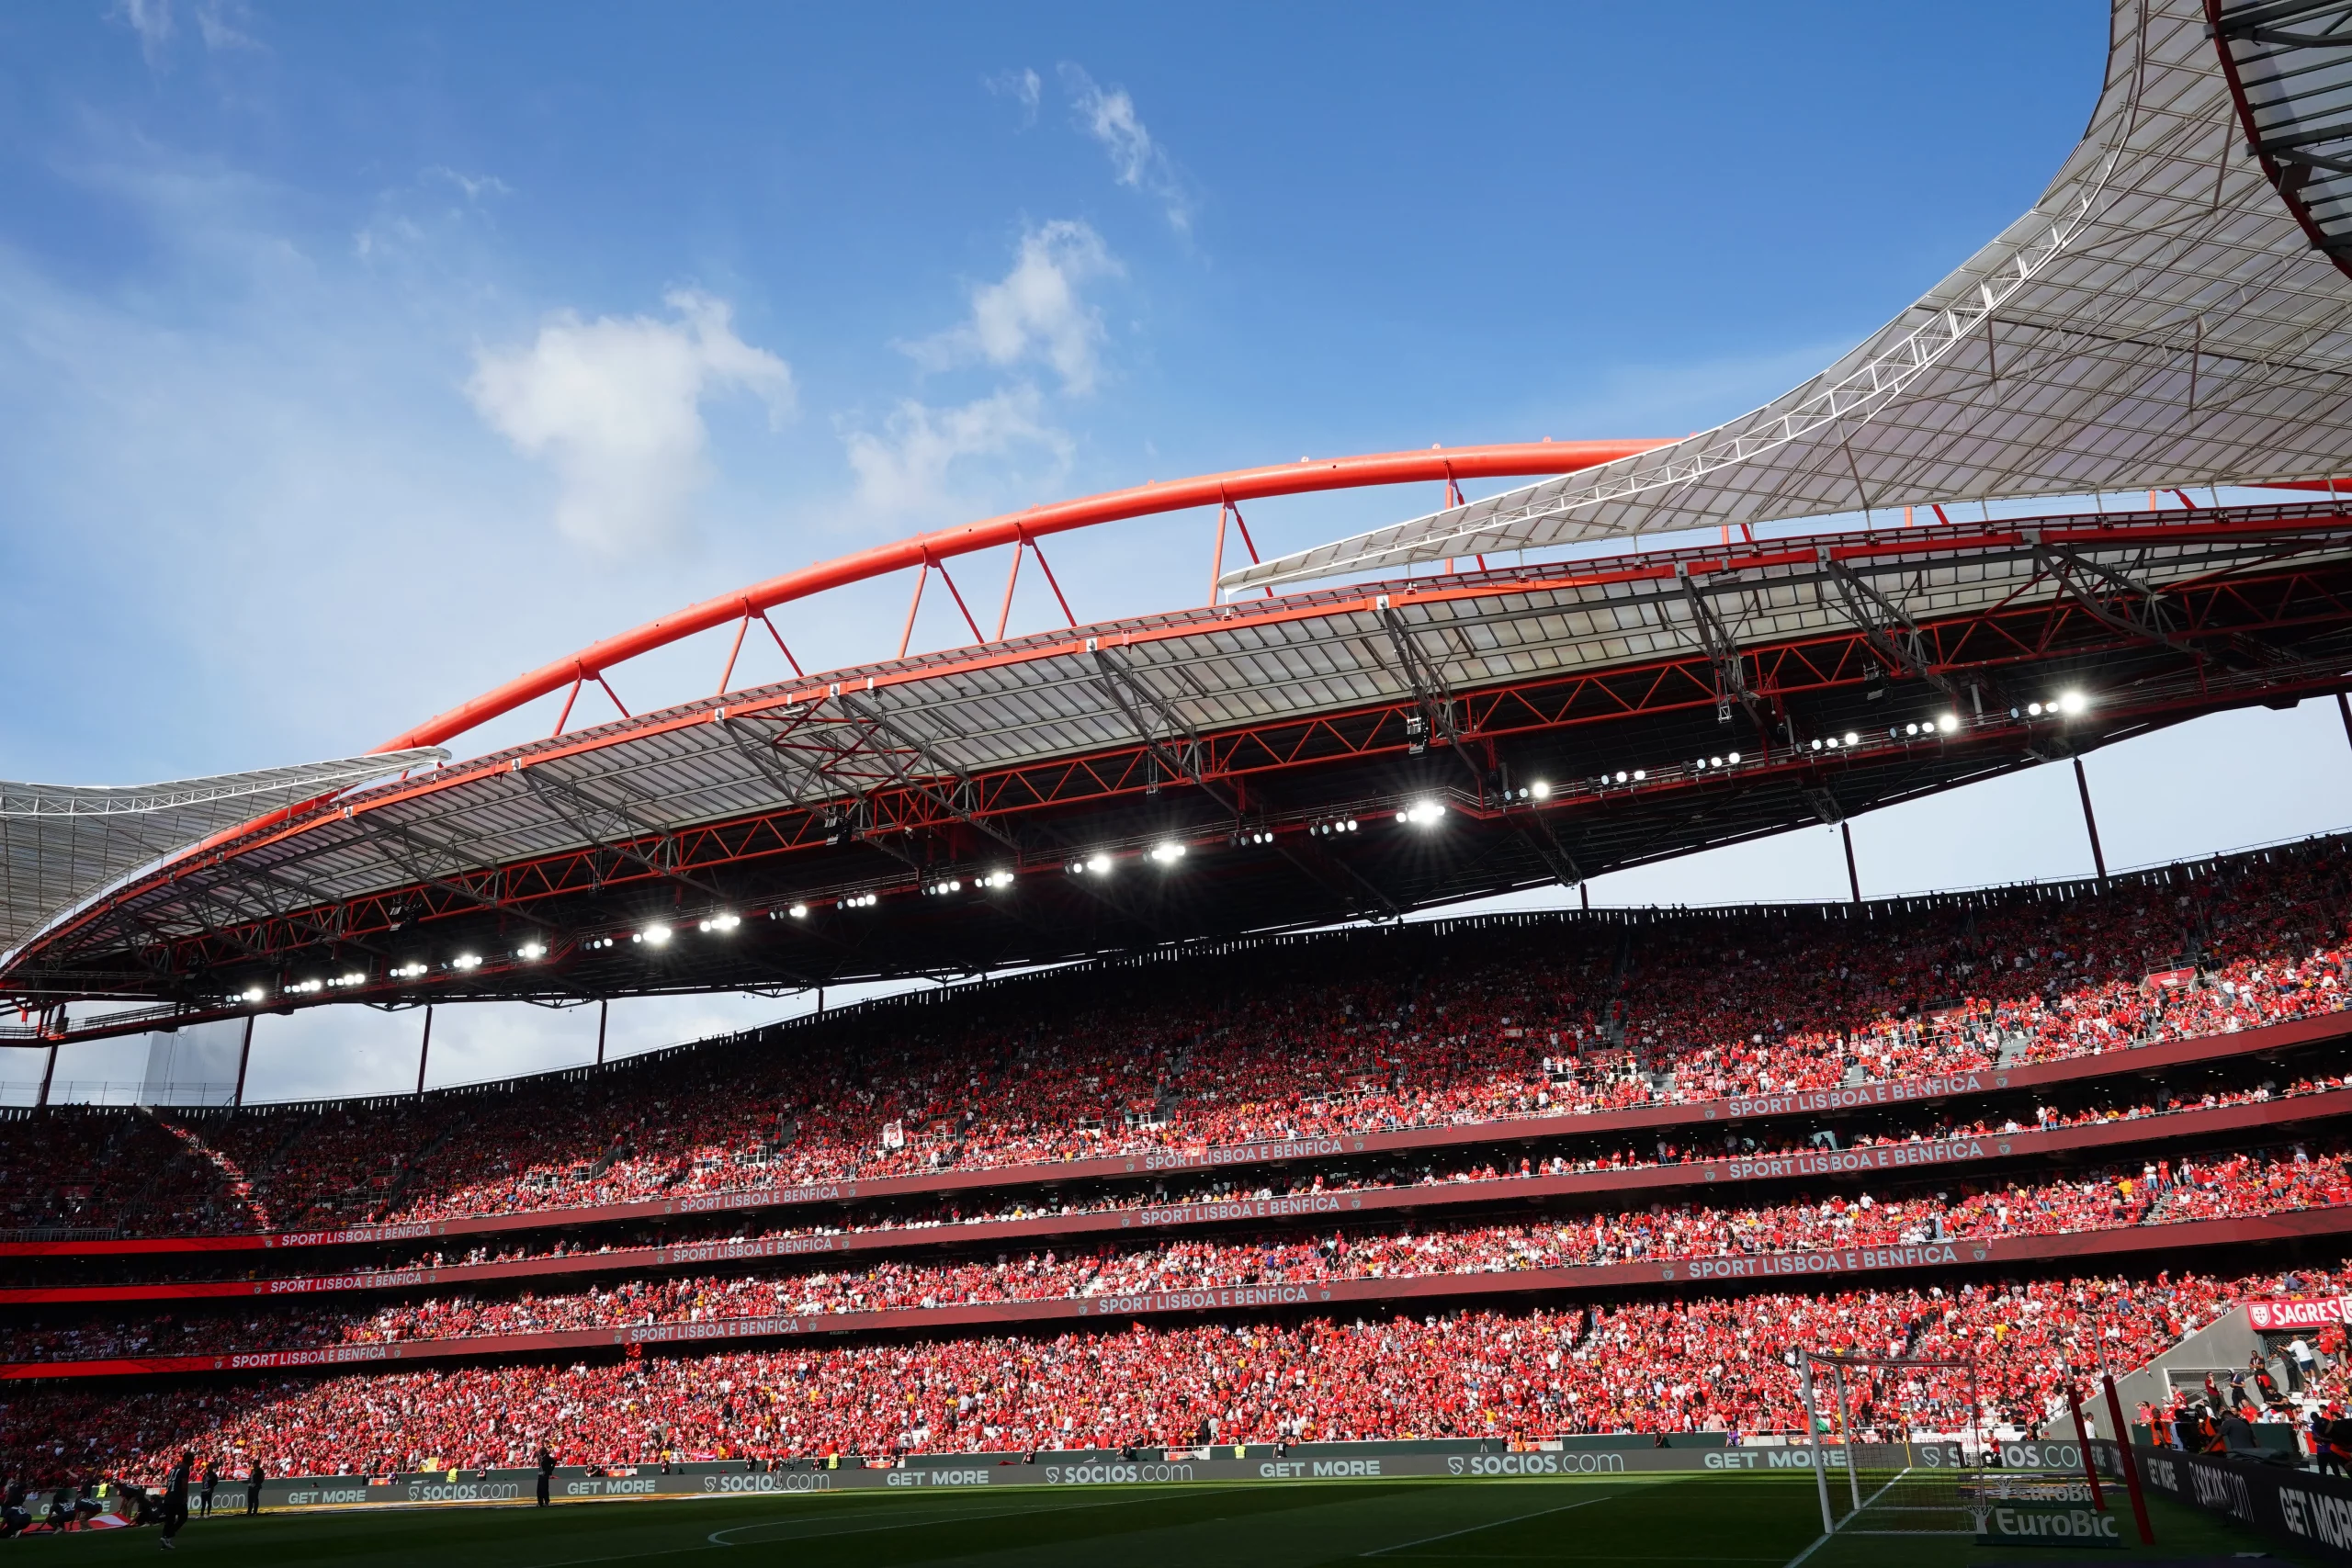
[
  {"x1": 4, "y1": 838, "x2": 2351, "y2": 1491},
  {"x1": 1, "y1": 1268, "x2": 2343, "y2": 1479},
  {"x1": 4, "y1": 1147, "x2": 2346, "y2": 1368},
  {"x1": 1, "y1": 838, "x2": 2345, "y2": 1245}
]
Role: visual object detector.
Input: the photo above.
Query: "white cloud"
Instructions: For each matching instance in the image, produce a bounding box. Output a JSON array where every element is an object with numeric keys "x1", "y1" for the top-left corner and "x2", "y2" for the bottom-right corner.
[
  {"x1": 903, "y1": 220, "x2": 1119, "y2": 394},
  {"x1": 987, "y1": 67, "x2": 1042, "y2": 126},
  {"x1": 466, "y1": 290, "x2": 793, "y2": 554},
  {"x1": 112, "y1": 0, "x2": 175, "y2": 62},
  {"x1": 1059, "y1": 64, "x2": 1192, "y2": 231},
  {"x1": 110, "y1": 0, "x2": 261, "y2": 62},
  {"x1": 193, "y1": 0, "x2": 259, "y2": 51},
  {"x1": 842, "y1": 383, "x2": 1069, "y2": 527},
  {"x1": 426, "y1": 166, "x2": 512, "y2": 204}
]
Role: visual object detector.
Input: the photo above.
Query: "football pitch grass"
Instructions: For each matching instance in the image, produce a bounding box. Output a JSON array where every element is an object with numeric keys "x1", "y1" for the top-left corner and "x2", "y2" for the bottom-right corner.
[{"x1": 38, "y1": 1475, "x2": 2314, "y2": 1566}]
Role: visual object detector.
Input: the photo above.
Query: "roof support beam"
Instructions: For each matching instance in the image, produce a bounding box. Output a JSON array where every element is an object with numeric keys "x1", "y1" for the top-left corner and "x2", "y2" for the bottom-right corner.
[
  {"x1": 1676, "y1": 565, "x2": 1770, "y2": 736},
  {"x1": 1089, "y1": 645, "x2": 1392, "y2": 919},
  {"x1": 1816, "y1": 551, "x2": 1967, "y2": 705},
  {"x1": 2026, "y1": 534, "x2": 2199, "y2": 659}
]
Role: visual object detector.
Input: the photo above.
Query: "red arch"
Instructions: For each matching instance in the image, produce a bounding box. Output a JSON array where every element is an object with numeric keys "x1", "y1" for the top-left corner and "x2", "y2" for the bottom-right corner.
[{"x1": 379, "y1": 440, "x2": 1667, "y2": 752}]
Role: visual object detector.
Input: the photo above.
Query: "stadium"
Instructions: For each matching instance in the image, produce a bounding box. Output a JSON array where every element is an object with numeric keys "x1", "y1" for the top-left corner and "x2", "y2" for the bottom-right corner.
[{"x1": 11, "y1": 1, "x2": 2352, "y2": 1562}]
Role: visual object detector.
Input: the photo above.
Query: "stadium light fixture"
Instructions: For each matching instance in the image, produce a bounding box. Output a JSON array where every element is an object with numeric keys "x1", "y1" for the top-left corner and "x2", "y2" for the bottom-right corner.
[
  {"x1": 2027, "y1": 701, "x2": 2044, "y2": 716},
  {"x1": 697, "y1": 912, "x2": 742, "y2": 933},
  {"x1": 1842, "y1": 731, "x2": 1859, "y2": 747},
  {"x1": 1403, "y1": 799, "x2": 1445, "y2": 827},
  {"x1": 451, "y1": 953, "x2": 482, "y2": 970},
  {"x1": 1726, "y1": 751, "x2": 1741, "y2": 765},
  {"x1": 1529, "y1": 780, "x2": 1551, "y2": 799},
  {"x1": 2056, "y1": 689, "x2": 2086, "y2": 716},
  {"x1": 241, "y1": 986, "x2": 266, "y2": 1003},
  {"x1": 1086, "y1": 853, "x2": 1113, "y2": 874},
  {"x1": 1149, "y1": 841, "x2": 1187, "y2": 864},
  {"x1": 639, "y1": 924, "x2": 672, "y2": 947},
  {"x1": 1632, "y1": 769, "x2": 1645, "y2": 781},
  {"x1": 1613, "y1": 771, "x2": 1629, "y2": 784},
  {"x1": 788, "y1": 903, "x2": 808, "y2": 919},
  {"x1": 1938, "y1": 713, "x2": 1960, "y2": 734},
  {"x1": 516, "y1": 941, "x2": 547, "y2": 960},
  {"x1": 288, "y1": 977, "x2": 324, "y2": 995}
]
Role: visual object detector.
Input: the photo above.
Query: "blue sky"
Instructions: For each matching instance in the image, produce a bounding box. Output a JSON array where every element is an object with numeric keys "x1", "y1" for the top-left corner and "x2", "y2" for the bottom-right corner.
[{"x1": 11, "y1": 2, "x2": 2347, "y2": 1102}]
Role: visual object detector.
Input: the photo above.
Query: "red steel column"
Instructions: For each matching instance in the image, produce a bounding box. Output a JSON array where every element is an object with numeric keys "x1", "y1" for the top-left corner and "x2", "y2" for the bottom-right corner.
[
  {"x1": 2065, "y1": 1385, "x2": 2106, "y2": 1511},
  {"x1": 2101, "y1": 1373, "x2": 2155, "y2": 1545}
]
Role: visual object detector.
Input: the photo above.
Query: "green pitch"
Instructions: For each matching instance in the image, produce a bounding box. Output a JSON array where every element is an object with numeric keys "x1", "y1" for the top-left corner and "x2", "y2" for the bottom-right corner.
[{"x1": 40, "y1": 1475, "x2": 2310, "y2": 1566}]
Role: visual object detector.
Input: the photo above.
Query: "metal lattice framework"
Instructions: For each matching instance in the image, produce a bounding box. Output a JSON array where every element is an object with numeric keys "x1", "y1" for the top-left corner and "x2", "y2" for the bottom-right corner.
[
  {"x1": 2215, "y1": 0, "x2": 2352, "y2": 275},
  {"x1": 8, "y1": 499, "x2": 2352, "y2": 1043},
  {"x1": 0, "y1": 752, "x2": 447, "y2": 963},
  {"x1": 1225, "y1": 0, "x2": 2352, "y2": 590}
]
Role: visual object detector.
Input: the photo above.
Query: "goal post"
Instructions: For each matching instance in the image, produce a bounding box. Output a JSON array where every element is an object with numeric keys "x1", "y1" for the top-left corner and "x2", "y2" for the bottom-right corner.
[{"x1": 1794, "y1": 1349, "x2": 1987, "y2": 1537}]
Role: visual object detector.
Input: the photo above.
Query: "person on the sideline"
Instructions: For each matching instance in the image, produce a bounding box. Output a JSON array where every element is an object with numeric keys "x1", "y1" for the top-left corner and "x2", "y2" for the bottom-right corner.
[
  {"x1": 536, "y1": 1445, "x2": 556, "y2": 1508},
  {"x1": 244, "y1": 1459, "x2": 263, "y2": 1517},
  {"x1": 158, "y1": 1452, "x2": 192, "y2": 1551},
  {"x1": 198, "y1": 1461, "x2": 216, "y2": 1519}
]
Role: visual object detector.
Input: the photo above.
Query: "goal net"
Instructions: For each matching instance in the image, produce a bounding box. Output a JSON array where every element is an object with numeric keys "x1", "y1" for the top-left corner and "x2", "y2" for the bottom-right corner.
[{"x1": 1796, "y1": 1350, "x2": 1986, "y2": 1537}]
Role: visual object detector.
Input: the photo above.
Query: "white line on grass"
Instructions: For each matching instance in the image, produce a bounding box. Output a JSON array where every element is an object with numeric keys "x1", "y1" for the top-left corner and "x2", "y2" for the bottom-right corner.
[
  {"x1": 1777, "y1": 1465, "x2": 1917, "y2": 1568},
  {"x1": 1360, "y1": 1493, "x2": 1613, "y2": 1558}
]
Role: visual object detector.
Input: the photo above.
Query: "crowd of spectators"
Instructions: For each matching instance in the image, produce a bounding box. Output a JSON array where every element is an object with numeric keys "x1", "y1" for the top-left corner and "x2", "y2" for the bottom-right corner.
[
  {"x1": 12, "y1": 1147, "x2": 2346, "y2": 1367},
  {"x1": 2, "y1": 1266, "x2": 2338, "y2": 1484},
  {"x1": 3, "y1": 843, "x2": 2343, "y2": 1245},
  {"x1": 122, "y1": 845, "x2": 2352, "y2": 1235}
]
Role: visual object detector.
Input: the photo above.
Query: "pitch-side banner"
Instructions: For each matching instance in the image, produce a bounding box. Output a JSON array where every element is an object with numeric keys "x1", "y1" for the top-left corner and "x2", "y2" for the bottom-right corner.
[{"x1": 2106, "y1": 1440, "x2": 2352, "y2": 1564}]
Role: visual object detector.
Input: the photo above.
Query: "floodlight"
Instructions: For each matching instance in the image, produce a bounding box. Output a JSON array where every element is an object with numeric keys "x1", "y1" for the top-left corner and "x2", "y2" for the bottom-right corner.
[
  {"x1": 1842, "y1": 732, "x2": 1859, "y2": 747},
  {"x1": 2056, "y1": 690, "x2": 2086, "y2": 716},
  {"x1": 241, "y1": 986, "x2": 266, "y2": 1003},
  {"x1": 1614, "y1": 771, "x2": 1628, "y2": 784},
  {"x1": 2028, "y1": 701, "x2": 2044, "y2": 716},
  {"x1": 640, "y1": 924, "x2": 672, "y2": 947},
  {"x1": 1905, "y1": 723, "x2": 1918, "y2": 736},
  {"x1": 1530, "y1": 780, "x2": 1552, "y2": 799},
  {"x1": 1086, "y1": 852, "x2": 1112, "y2": 874},
  {"x1": 517, "y1": 942, "x2": 547, "y2": 960},
  {"x1": 1405, "y1": 799, "x2": 1445, "y2": 826},
  {"x1": 789, "y1": 903, "x2": 808, "y2": 919},
  {"x1": 1938, "y1": 714, "x2": 1959, "y2": 734},
  {"x1": 1726, "y1": 751, "x2": 1741, "y2": 764},
  {"x1": 452, "y1": 953, "x2": 482, "y2": 970},
  {"x1": 1632, "y1": 769, "x2": 1645, "y2": 781},
  {"x1": 1149, "y1": 842, "x2": 1186, "y2": 864}
]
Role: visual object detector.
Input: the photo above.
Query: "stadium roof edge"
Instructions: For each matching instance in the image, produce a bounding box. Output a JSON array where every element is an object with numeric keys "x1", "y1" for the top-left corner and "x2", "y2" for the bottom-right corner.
[{"x1": 1224, "y1": 0, "x2": 2352, "y2": 590}]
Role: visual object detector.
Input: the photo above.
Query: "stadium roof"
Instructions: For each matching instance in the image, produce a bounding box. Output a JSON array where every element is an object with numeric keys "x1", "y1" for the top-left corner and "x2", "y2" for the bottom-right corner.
[
  {"x1": 0, "y1": 751, "x2": 447, "y2": 961},
  {"x1": 8, "y1": 498, "x2": 2352, "y2": 1041},
  {"x1": 1222, "y1": 0, "x2": 2352, "y2": 592}
]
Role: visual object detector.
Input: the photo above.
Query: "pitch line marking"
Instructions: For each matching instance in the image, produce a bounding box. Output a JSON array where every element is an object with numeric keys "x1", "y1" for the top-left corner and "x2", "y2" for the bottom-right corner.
[{"x1": 1360, "y1": 1493, "x2": 1614, "y2": 1557}]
